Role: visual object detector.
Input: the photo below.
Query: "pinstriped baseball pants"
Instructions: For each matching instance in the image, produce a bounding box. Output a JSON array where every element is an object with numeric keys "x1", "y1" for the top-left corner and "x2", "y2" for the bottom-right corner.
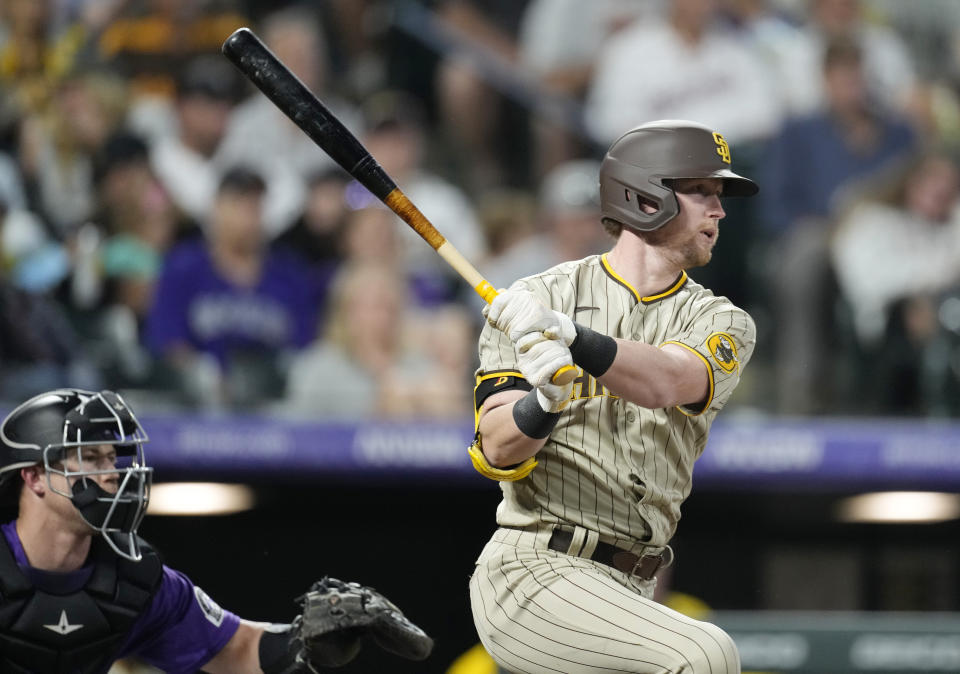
[{"x1": 469, "y1": 527, "x2": 740, "y2": 674}]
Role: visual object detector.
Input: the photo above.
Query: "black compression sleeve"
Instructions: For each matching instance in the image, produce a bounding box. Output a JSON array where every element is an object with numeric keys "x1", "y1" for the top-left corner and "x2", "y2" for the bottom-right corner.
[
  {"x1": 512, "y1": 389, "x2": 561, "y2": 439},
  {"x1": 569, "y1": 323, "x2": 618, "y2": 377},
  {"x1": 259, "y1": 626, "x2": 300, "y2": 674}
]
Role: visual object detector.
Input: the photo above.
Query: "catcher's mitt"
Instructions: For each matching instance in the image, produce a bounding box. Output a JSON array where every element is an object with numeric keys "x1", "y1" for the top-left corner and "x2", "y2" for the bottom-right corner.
[{"x1": 294, "y1": 576, "x2": 433, "y2": 669}]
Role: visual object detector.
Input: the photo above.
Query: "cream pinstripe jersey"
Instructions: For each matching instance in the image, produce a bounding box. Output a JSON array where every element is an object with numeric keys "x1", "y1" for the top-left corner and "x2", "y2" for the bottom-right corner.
[{"x1": 475, "y1": 253, "x2": 756, "y2": 549}]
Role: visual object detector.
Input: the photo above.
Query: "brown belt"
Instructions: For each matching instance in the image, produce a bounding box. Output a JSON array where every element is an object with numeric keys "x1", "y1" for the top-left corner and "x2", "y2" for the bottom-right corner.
[{"x1": 547, "y1": 528, "x2": 666, "y2": 581}]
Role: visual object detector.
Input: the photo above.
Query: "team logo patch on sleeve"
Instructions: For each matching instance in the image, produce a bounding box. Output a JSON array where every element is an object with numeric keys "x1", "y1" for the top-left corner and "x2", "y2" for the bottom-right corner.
[
  {"x1": 706, "y1": 332, "x2": 739, "y2": 373},
  {"x1": 194, "y1": 587, "x2": 225, "y2": 627}
]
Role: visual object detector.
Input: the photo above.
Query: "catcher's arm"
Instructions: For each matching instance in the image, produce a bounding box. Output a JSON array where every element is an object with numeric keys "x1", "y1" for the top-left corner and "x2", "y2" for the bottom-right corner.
[{"x1": 256, "y1": 577, "x2": 433, "y2": 673}]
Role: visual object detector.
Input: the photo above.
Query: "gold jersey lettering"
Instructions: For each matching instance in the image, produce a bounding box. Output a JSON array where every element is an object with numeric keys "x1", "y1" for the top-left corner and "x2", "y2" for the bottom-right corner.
[{"x1": 572, "y1": 372, "x2": 618, "y2": 401}]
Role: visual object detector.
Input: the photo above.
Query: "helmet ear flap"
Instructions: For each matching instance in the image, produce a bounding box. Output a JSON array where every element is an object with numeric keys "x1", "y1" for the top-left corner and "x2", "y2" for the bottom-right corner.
[{"x1": 600, "y1": 172, "x2": 679, "y2": 233}]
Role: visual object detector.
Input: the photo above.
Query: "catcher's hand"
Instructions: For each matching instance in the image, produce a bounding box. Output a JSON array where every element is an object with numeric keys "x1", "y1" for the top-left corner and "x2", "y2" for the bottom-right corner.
[{"x1": 294, "y1": 577, "x2": 433, "y2": 669}]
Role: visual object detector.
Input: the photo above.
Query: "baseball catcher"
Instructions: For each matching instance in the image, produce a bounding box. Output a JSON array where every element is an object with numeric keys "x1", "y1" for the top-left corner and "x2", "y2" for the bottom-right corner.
[{"x1": 0, "y1": 388, "x2": 432, "y2": 673}]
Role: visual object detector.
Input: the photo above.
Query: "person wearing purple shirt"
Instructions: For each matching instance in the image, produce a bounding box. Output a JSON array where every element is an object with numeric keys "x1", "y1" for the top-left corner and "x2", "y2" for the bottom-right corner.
[
  {"x1": 0, "y1": 388, "x2": 432, "y2": 673},
  {"x1": 145, "y1": 168, "x2": 321, "y2": 408}
]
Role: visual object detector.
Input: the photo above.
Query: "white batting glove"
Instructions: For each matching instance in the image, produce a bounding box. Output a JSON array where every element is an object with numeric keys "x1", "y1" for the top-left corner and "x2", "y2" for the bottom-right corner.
[
  {"x1": 513, "y1": 310, "x2": 577, "y2": 356},
  {"x1": 517, "y1": 337, "x2": 574, "y2": 389},
  {"x1": 544, "y1": 310, "x2": 576, "y2": 347},
  {"x1": 484, "y1": 289, "x2": 561, "y2": 344},
  {"x1": 535, "y1": 381, "x2": 574, "y2": 413}
]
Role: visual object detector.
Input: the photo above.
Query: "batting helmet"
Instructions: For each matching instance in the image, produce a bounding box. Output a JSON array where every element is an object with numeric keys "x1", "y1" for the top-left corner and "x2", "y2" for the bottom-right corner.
[
  {"x1": 599, "y1": 120, "x2": 758, "y2": 232},
  {"x1": 0, "y1": 389, "x2": 152, "y2": 561}
]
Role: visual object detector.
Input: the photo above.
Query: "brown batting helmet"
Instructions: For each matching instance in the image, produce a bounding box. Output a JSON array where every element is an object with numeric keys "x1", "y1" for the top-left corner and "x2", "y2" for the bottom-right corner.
[{"x1": 599, "y1": 120, "x2": 758, "y2": 232}]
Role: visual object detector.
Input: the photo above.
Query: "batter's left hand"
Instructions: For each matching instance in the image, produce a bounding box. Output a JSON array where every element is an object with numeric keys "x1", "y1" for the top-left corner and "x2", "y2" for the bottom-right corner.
[{"x1": 484, "y1": 289, "x2": 560, "y2": 344}]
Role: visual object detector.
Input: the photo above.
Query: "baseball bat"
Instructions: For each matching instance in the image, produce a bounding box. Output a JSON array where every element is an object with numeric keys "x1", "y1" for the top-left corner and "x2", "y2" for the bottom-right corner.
[{"x1": 222, "y1": 27, "x2": 576, "y2": 386}]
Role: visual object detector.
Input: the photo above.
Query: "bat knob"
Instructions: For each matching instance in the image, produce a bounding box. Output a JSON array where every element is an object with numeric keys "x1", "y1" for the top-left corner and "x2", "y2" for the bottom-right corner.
[{"x1": 551, "y1": 365, "x2": 578, "y2": 386}]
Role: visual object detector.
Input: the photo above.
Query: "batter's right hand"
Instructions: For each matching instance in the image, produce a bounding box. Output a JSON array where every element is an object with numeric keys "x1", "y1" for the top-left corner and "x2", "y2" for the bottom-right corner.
[
  {"x1": 535, "y1": 379, "x2": 575, "y2": 413},
  {"x1": 484, "y1": 289, "x2": 561, "y2": 344},
  {"x1": 517, "y1": 336, "x2": 574, "y2": 389}
]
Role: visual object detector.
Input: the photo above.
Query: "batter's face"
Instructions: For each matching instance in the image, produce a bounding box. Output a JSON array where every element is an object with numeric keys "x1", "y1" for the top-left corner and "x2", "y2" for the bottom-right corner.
[{"x1": 643, "y1": 178, "x2": 725, "y2": 269}]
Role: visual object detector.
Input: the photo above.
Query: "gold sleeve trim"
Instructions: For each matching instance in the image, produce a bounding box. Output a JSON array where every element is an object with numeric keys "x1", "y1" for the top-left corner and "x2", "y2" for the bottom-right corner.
[{"x1": 660, "y1": 340, "x2": 714, "y2": 417}]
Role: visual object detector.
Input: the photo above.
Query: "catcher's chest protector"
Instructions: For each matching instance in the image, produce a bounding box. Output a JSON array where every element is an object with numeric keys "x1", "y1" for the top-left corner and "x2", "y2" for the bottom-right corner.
[{"x1": 0, "y1": 534, "x2": 162, "y2": 674}]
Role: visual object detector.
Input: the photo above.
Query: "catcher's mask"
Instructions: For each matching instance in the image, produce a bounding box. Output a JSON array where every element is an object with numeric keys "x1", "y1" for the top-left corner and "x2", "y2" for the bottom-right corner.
[
  {"x1": 0, "y1": 389, "x2": 152, "y2": 561},
  {"x1": 599, "y1": 119, "x2": 758, "y2": 232}
]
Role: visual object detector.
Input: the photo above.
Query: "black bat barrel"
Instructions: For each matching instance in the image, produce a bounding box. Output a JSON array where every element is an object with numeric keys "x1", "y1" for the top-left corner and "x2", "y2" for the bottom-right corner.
[{"x1": 221, "y1": 27, "x2": 396, "y2": 201}]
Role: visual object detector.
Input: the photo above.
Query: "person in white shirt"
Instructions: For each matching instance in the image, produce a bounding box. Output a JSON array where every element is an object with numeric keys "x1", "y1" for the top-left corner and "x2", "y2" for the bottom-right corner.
[
  {"x1": 149, "y1": 56, "x2": 239, "y2": 225},
  {"x1": 584, "y1": 0, "x2": 782, "y2": 147},
  {"x1": 832, "y1": 153, "x2": 960, "y2": 346},
  {"x1": 217, "y1": 7, "x2": 362, "y2": 236}
]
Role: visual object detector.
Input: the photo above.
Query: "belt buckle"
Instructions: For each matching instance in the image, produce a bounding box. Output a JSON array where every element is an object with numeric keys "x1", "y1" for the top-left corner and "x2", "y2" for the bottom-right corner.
[
  {"x1": 630, "y1": 553, "x2": 661, "y2": 579},
  {"x1": 629, "y1": 545, "x2": 674, "y2": 580}
]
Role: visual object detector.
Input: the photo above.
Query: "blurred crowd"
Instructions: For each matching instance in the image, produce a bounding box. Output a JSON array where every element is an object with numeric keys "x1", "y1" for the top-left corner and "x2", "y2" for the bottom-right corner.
[{"x1": 0, "y1": 0, "x2": 958, "y2": 419}]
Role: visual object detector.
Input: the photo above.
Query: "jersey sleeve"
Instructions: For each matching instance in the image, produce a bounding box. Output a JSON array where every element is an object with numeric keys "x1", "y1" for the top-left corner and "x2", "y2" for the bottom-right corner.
[
  {"x1": 661, "y1": 301, "x2": 756, "y2": 416},
  {"x1": 119, "y1": 565, "x2": 241, "y2": 674}
]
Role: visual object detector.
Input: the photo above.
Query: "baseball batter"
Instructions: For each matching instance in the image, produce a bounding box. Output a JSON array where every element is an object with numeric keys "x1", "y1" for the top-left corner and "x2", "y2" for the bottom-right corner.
[{"x1": 468, "y1": 120, "x2": 758, "y2": 673}]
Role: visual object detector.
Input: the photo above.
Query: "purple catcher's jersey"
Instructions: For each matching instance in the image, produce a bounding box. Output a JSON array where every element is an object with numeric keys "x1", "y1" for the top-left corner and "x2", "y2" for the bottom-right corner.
[{"x1": 1, "y1": 521, "x2": 241, "y2": 673}]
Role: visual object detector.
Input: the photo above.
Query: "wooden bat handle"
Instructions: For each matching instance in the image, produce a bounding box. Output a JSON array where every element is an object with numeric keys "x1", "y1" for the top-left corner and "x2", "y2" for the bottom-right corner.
[{"x1": 385, "y1": 189, "x2": 578, "y2": 386}]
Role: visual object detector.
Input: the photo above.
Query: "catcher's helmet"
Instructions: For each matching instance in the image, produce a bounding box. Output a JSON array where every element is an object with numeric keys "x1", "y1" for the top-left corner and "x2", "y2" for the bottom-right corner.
[
  {"x1": 599, "y1": 119, "x2": 758, "y2": 232},
  {"x1": 0, "y1": 389, "x2": 152, "y2": 560}
]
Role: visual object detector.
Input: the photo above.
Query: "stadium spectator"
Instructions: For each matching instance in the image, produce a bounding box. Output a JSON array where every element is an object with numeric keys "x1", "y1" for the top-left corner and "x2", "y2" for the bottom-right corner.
[
  {"x1": 774, "y1": 0, "x2": 918, "y2": 117},
  {"x1": 96, "y1": 0, "x2": 247, "y2": 142},
  {"x1": 76, "y1": 132, "x2": 183, "y2": 387},
  {"x1": 358, "y1": 90, "x2": 485, "y2": 296},
  {"x1": 395, "y1": 302, "x2": 475, "y2": 419},
  {"x1": 149, "y1": 55, "x2": 241, "y2": 225},
  {"x1": 759, "y1": 35, "x2": 919, "y2": 413},
  {"x1": 0, "y1": 149, "x2": 62, "y2": 293},
  {"x1": 217, "y1": 6, "x2": 360, "y2": 236},
  {"x1": 0, "y1": 238, "x2": 99, "y2": 401},
  {"x1": 584, "y1": 0, "x2": 782, "y2": 147},
  {"x1": 145, "y1": 167, "x2": 320, "y2": 409},
  {"x1": 482, "y1": 158, "x2": 607, "y2": 292},
  {"x1": 516, "y1": 0, "x2": 648, "y2": 176},
  {"x1": 719, "y1": 0, "x2": 810, "y2": 112},
  {"x1": 433, "y1": 0, "x2": 533, "y2": 191},
  {"x1": 0, "y1": 183, "x2": 99, "y2": 399},
  {"x1": 272, "y1": 168, "x2": 349, "y2": 266},
  {"x1": 831, "y1": 153, "x2": 960, "y2": 414},
  {"x1": 338, "y1": 205, "x2": 453, "y2": 307},
  {"x1": 284, "y1": 262, "x2": 442, "y2": 419},
  {"x1": 17, "y1": 70, "x2": 128, "y2": 235},
  {"x1": 0, "y1": 0, "x2": 101, "y2": 145}
]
